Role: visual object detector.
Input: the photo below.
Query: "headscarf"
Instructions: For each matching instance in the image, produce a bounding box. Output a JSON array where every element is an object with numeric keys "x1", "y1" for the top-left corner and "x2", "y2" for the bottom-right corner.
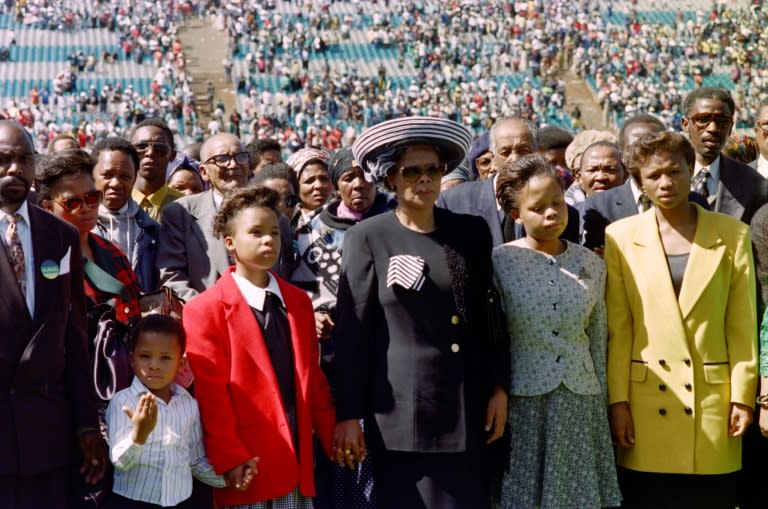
[{"x1": 286, "y1": 147, "x2": 329, "y2": 179}]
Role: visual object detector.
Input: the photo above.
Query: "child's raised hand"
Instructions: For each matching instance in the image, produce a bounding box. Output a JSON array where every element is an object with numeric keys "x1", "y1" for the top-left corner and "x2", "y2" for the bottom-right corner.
[{"x1": 123, "y1": 393, "x2": 158, "y2": 445}]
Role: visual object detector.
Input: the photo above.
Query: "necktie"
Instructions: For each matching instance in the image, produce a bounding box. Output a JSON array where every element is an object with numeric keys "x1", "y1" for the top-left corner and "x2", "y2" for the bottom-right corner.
[
  {"x1": 5, "y1": 213, "x2": 26, "y2": 298},
  {"x1": 261, "y1": 292, "x2": 295, "y2": 413},
  {"x1": 693, "y1": 168, "x2": 710, "y2": 199},
  {"x1": 639, "y1": 193, "x2": 652, "y2": 212}
]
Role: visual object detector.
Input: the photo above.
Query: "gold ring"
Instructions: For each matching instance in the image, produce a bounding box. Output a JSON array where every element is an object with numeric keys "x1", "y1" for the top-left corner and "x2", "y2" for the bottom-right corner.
[{"x1": 345, "y1": 449, "x2": 352, "y2": 455}]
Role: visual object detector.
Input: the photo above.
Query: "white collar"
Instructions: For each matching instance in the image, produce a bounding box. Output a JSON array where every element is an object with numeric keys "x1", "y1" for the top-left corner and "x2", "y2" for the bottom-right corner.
[
  {"x1": 212, "y1": 190, "x2": 224, "y2": 210},
  {"x1": 757, "y1": 154, "x2": 768, "y2": 179},
  {"x1": 127, "y1": 375, "x2": 188, "y2": 406},
  {"x1": 629, "y1": 178, "x2": 643, "y2": 205},
  {"x1": 0, "y1": 199, "x2": 30, "y2": 225},
  {"x1": 693, "y1": 155, "x2": 721, "y2": 182},
  {"x1": 231, "y1": 271, "x2": 285, "y2": 311}
]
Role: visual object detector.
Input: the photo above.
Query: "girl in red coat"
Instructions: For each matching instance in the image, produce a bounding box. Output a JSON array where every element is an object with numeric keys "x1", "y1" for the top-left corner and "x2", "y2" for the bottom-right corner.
[{"x1": 183, "y1": 187, "x2": 336, "y2": 509}]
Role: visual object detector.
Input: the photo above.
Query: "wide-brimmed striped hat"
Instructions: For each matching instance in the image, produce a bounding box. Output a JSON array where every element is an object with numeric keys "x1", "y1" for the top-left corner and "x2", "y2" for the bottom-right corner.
[{"x1": 352, "y1": 116, "x2": 472, "y2": 181}]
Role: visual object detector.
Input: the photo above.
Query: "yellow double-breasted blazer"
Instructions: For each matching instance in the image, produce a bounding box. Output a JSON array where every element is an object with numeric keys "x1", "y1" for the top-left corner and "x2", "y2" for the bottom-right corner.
[{"x1": 605, "y1": 204, "x2": 758, "y2": 475}]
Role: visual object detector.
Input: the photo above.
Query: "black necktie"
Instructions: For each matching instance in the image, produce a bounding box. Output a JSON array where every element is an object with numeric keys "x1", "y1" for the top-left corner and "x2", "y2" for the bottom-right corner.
[
  {"x1": 258, "y1": 292, "x2": 295, "y2": 413},
  {"x1": 639, "y1": 193, "x2": 652, "y2": 212}
]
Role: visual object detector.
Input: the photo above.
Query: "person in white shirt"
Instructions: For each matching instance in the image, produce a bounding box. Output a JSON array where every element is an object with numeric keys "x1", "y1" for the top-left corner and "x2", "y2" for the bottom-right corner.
[{"x1": 105, "y1": 314, "x2": 256, "y2": 508}]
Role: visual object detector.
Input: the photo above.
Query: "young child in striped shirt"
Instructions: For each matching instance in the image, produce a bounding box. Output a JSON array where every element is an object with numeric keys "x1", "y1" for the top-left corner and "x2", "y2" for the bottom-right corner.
[{"x1": 104, "y1": 314, "x2": 257, "y2": 508}]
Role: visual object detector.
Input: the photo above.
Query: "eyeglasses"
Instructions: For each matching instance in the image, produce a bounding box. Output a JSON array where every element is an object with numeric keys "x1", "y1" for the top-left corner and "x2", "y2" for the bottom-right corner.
[
  {"x1": 397, "y1": 163, "x2": 447, "y2": 182},
  {"x1": 689, "y1": 113, "x2": 732, "y2": 130},
  {"x1": 203, "y1": 152, "x2": 250, "y2": 168},
  {"x1": 53, "y1": 190, "x2": 102, "y2": 213},
  {"x1": 756, "y1": 121, "x2": 768, "y2": 135},
  {"x1": 283, "y1": 194, "x2": 299, "y2": 208},
  {"x1": 134, "y1": 141, "x2": 172, "y2": 156}
]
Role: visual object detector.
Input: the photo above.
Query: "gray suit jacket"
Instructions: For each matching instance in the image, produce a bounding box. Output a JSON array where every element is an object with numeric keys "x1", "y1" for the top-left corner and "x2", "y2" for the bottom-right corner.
[{"x1": 158, "y1": 190, "x2": 294, "y2": 301}]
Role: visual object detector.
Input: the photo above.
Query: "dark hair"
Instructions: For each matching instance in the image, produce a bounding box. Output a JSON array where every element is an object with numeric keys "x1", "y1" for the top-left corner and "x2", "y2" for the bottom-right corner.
[
  {"x1": 683, "y1": 87, "x2": 735, "y2": 118},
  {"x1": 496, "y1": 154, "x2": 562, "y2": 214},
  {"x1": 132, "y1": 118, "x2": 175, "y2": 151},
  {"x1": 91, "y1": 137, "x2": 140, "y2": 174},
  {"x1": 49, "y1": 133, "x2": 78, "y2": 151},
  {"x1": 128, "y1": 314, "x2": 186, "y2": 353},
  {"x1": 213, "y1": 186, "x2": 281, "y2": 238},
  {"x1": 536, "y1": 126, "x2": 574, "y2": 150},
  {"x1": 35, "y1": 149, "x2": 95, "y2": 202},
  {"x1": 249, "y1": 161, "x2": 299, "y2": 191},
  {"x1": 580, "y1": 141, "x2": 622, "y2": 170},
  {"x1": 618, "y1": 113, "x2": 665, "y2": 152},
  {"x1": 246, "y1": 138, "x2": 282, "y2": 169},
  {"x1": 624, "y1": 131, "x2": 695, "y2": 181}
]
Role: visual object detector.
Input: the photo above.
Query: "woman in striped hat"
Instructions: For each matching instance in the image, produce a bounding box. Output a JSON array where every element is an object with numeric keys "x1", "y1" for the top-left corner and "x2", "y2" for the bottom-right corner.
[{"x1": 331, "y1": 117, "x2": 509, "y2": 509}]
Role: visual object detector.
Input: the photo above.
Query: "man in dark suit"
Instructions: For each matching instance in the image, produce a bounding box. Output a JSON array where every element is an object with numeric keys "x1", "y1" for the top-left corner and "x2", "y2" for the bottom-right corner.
[
  {"x1": 437, "y1": 118, "x2": 580, "y2": 245},
  {"x1": 682, "y1": 87, "x2": 768, "y2": 225},
  {"x1": 0, "y1": 120, "x2": 103, "y2": 508}
]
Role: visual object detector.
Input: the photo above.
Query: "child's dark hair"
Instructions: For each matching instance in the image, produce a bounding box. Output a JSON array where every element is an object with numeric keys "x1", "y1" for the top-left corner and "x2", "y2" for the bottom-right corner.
[
  {"x1": 128, "y1": 314, "x2": 186, "y2": 353},
  {"x1": 496, "y1": 153, "x2": 563, "y2": 214},
  {"x1": 213, "y1": 186, "x2": 281, "y2": 238}
]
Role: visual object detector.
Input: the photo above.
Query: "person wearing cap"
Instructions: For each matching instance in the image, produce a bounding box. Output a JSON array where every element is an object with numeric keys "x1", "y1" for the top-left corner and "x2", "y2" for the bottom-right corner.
[
  {"x1": 467, "y1": 130, "x2": 494, "y2": 180},
  {"x1": 333, "y1": 117, "x2": 508, "y2": 509},
  {"x1": 289, "y1": 147, "x2": 394, "y2": 509},
  {"x1": 286, "y1": 148, "x2": 333, "y2": 229}
]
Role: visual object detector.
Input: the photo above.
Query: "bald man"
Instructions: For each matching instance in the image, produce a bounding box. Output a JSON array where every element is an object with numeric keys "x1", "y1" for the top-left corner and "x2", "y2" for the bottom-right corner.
[
  {"x1": 438, "y1": 118, "x2": 580, "y2": 245},
  {"x1": 0, "y1": 120, "x2": 103, "y2": 508},
  {"x1": 158, "y1": 134, "x2": 293, "y2": 299}
]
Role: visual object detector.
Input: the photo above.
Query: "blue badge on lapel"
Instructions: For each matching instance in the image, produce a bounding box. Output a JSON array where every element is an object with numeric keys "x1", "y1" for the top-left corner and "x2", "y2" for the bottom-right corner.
[{"x1": 40, "y1": 259, "x2": 59, "y2": 279}]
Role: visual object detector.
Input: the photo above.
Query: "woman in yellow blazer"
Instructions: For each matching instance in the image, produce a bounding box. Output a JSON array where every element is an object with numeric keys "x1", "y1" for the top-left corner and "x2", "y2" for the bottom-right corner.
[{"x1": 604, "y1": 131, "x2": 758, "y2": 509}]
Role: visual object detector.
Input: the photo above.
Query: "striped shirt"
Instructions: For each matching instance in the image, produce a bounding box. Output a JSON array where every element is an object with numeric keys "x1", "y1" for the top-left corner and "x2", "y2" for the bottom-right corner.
[{"x1": 106, "y1": 377, "x2": 226, "y2": 507}]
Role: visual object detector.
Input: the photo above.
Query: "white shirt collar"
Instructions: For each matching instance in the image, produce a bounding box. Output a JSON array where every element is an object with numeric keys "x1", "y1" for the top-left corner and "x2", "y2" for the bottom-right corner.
[
  {"x1": 757, "y1": 154, "x2": 768, "y2": 179},
  {"x1": 212, "y1": 190, "x2": 223, "y2": 210},
  {"x1": 693, "y1": 155, "x2": 720, "y2": 197},
  {"x1": 629, "y1": 178, "x2": 643, "y2": 205},
  {"x1": 128, "y1": 375, "x2": 189, "y2": 406},
  {"x1": 0, "y1": 199, "x2": 30, "y2": 225},
  {"x1": 231, "y1": 271, "x2": 285, "y2": 311}
]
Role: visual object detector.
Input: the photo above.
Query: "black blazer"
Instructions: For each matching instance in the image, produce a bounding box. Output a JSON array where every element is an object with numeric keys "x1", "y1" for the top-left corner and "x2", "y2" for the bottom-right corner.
[
  {"x1": 0, "y1": 204, "x2": 97, "y2": 475},
  {"x1": 715, "y1": 154, "x2": 768, "y2": 225},
  {"x1": 582, "y1": 180, "x2": 710, "y2": 249},
  {"x1": 334, "y1": 208, "x2": 507, "y2": 453},
  {"x1": 437, "y1": 178, "x2": 580, "y2": 245}
]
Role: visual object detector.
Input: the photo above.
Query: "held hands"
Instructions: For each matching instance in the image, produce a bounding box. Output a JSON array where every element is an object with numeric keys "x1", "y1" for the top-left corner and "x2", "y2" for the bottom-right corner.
[
  {"x1": 485, "y1": 386, "x2": 508, "y2": 444},
  {"x1": 79, "y1": 430, "x2": 108, "y2": 484},
  {"x1": 123, "y1": 393, "x2": 158, "y2": 445},
  {"x1": 333, "y1": 419, "x2": 367, "y2": 470},
  {"x1": 609, "y1": 402, "x2": 635, "y2": 448},
  {"x1": 728, "y1": 402, "x2": 752, "y2": 437},
  {"x1": 224, "y1": 457, "x2": 259, "y2": 491},
  {"x1": 315, "y1": 312, "x2": 335, "y2": 341}
]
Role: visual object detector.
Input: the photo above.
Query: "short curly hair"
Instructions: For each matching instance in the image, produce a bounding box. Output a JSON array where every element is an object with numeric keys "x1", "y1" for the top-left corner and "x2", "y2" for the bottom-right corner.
[
  {"x1": 213, "y1": 186, "x2": 281, "y2": 239},
  {"x1": 624, "y1": 131, "x2": 695, "y2": 182}
]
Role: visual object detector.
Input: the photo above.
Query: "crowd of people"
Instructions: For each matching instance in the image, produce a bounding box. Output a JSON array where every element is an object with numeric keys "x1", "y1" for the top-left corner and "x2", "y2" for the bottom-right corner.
[
  {"x1": 218, "y1": 0, "x2": 574, "y2": 151},
  {"x1": 578, "y1": 0, "x2": 768, "y2": 129},
  {"x1": 4, "y1": 83, "x2": 768, "y2": 509},
  {"x1": 0, "y1": 0, "x2": 206, "y2": 151}
]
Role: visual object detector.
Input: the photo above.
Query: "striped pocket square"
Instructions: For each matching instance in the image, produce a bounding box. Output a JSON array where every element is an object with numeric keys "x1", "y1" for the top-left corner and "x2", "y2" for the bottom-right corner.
[{"x1": 387, "y1": 255, "x2": 426, "y2": 291}]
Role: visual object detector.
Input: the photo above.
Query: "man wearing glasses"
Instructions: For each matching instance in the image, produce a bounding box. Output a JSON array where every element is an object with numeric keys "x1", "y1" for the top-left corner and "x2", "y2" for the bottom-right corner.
[
  {"x1": 130, "y1": 118, "x2": 183, "y2": 223},
  {"x1": 681, "y1": 87, "x2": 767, "y2": 224},
  {"x1": 750, "y1": 97, "x2": 768, "y2": 179},
  {"x1": 158, "y1": 133, "x2": 254, "y2": 301},
  {"x1": 0, "y1": 120, "x2": 102, "y2": 508}
]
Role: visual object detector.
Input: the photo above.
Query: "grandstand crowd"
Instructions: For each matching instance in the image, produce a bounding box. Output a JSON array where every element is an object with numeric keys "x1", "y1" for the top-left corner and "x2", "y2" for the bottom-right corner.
[{"x1": 4, "y1": 1, "x2": 768, "y2": 509}]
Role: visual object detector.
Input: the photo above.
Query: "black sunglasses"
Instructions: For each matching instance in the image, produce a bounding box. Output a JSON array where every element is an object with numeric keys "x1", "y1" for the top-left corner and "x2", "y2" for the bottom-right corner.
[
  {"x1": 397, "y1": 163, "x2": 447, "y2": 182},
  {"x1": 134, "y1": 141, "x2": 172, "y2": 156}
]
